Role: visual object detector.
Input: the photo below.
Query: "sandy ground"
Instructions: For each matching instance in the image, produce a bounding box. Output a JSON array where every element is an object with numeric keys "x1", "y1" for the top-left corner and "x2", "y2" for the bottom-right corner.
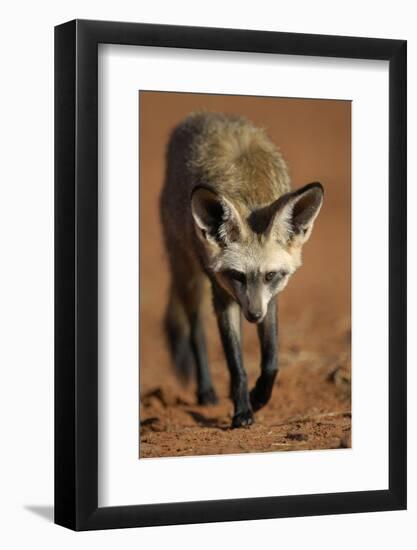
[{"x1": 139, "y1": 92, "x2": 351, "y2": 458}]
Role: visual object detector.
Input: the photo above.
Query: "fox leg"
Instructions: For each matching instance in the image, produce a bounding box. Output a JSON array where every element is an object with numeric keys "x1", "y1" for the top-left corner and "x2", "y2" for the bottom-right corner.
[
  {"x1": 212, "y1": 284, "x2": 253, "y2": 428},
  {"x1": 180, "y1": 275, "x2": 218, "y2": 405},
  {"x1": 165, "y1": 273, "x2": 217, "y2": 404},
  {"x1": 164, "y1": 286, "x2": 194, "y2": 383},
  {"x1": 189, "y1": 309, "x2": 218, "y2": 405},
  {"x1": 250, "y1": 299, "x2": 279, "y2": 411}
]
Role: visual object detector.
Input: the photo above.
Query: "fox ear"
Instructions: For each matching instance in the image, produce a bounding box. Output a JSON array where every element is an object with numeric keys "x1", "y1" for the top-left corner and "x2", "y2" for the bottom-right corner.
[
  {"x1": 191, "y1": 187, "x2": 244, "y2": 245},
  {"x1": 267, "y1": 182, "x2": 324, "y2": 244}
]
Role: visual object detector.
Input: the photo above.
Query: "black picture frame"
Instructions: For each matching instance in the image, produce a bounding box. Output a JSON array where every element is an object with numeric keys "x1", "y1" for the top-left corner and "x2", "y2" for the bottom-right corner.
[{"x1": 55, "y1": 19, "x2": 407, "y2": 531}]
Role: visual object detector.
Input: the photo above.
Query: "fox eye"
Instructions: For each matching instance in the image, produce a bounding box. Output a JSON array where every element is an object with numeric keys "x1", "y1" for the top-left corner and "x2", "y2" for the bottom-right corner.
[
  {"x1": 265, "y1": 270, "x2": 288, "y2": 283},
  {"x1": 265, "y1": 271, "x2": 277, "y2": 282},
  {"x1": 226, "y1": 270, "x2": 246, "y2": 284}
]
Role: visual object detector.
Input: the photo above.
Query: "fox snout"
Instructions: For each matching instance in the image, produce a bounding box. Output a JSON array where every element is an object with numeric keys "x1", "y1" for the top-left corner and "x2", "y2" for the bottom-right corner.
[
  {"x1": 241, "y1": 291, "x2": 267, "y2": 323},
  {"x1": 245, "y1": 309, "x2": 264, "y2": 324}
]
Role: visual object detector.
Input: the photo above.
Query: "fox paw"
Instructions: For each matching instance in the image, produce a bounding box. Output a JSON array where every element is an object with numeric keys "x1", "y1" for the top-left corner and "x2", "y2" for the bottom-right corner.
[
  {"x1": 232, "y1": 409, "x2": 254, "y2": 428},
  {"x1": 197, "y1": 387, "x2": 219, "y2": 405}
]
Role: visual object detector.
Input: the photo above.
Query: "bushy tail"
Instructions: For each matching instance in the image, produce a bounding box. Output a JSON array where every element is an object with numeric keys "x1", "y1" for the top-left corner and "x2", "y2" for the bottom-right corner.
[{"x1": 164, "y1": 287, "x2": 194, "y2": 384}]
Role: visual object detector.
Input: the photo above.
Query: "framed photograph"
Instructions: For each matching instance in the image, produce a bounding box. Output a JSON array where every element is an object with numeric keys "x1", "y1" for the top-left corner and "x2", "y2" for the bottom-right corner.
[{"x1": 55, "y1": 20, "x2": 406, "y2": 530}]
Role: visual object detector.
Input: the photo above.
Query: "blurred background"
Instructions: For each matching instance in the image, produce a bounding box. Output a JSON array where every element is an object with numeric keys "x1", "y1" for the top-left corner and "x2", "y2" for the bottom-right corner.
[{"x1": 139, "y1": 91, "x2": 351, "y2": 458}]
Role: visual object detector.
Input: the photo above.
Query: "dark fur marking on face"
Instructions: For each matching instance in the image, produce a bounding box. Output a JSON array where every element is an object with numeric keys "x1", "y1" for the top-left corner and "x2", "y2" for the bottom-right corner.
[{"x1": 223, "y1": 269, "x2": 246, "y2": 284}]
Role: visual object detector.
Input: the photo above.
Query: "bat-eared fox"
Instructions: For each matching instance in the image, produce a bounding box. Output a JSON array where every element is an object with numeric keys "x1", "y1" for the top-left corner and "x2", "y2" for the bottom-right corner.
[{"x1": 160, "y1": 112, "x2": 324, "y2": 428}]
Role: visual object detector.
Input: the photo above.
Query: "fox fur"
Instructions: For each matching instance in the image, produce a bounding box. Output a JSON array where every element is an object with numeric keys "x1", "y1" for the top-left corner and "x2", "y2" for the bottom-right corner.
[{"x1": 160, "y1": 112, "x2": 323, "y2": 427}]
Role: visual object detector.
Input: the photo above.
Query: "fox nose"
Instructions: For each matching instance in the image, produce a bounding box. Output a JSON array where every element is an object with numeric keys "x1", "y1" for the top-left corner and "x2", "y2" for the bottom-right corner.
[{"x1": 247, "y1": 310, "x2": 262, "y2": 323}]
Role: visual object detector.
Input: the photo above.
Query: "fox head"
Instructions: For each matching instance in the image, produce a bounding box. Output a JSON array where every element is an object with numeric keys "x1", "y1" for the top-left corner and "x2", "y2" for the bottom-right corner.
[{"x1": 191, "y1": 182, "x2": 324, "y2": 323}]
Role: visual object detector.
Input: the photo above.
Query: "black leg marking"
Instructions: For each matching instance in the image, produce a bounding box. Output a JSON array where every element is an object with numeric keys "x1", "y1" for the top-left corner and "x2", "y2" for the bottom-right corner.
[
  {"x1": 164, "y1": 289, "x2": 194, "y2": 383},
  {"x1": 190, "y1": 314, "x2": 218, "y2": 405},
  {"x1": 212, "y1": 284, "x2": 253, "y2": 428},
  {"x1": 250, "y1": 299, "x2": 279, "y2": 412}
]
